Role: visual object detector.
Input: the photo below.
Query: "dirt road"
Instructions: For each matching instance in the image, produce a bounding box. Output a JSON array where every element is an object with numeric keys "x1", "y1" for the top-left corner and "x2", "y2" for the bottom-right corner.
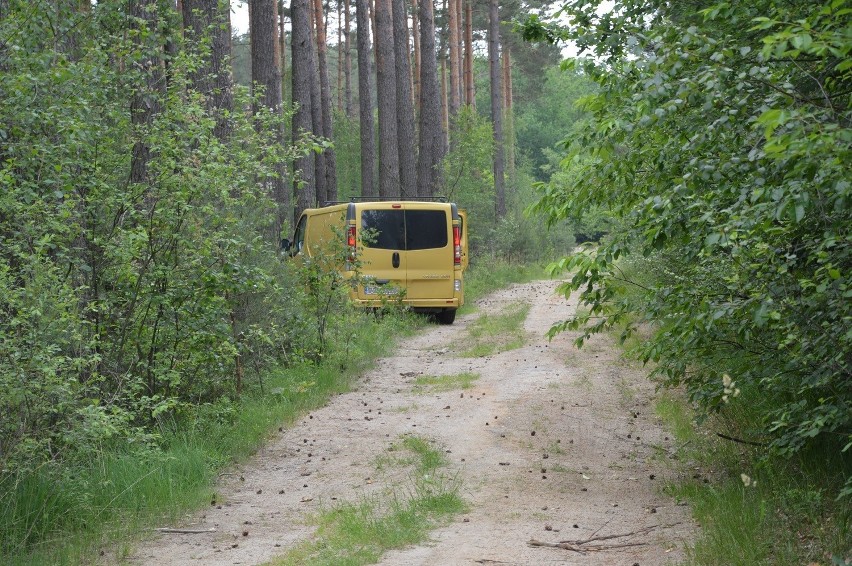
[{"x1": 128, "y1": 279, "x2": 695, "y2": 565}]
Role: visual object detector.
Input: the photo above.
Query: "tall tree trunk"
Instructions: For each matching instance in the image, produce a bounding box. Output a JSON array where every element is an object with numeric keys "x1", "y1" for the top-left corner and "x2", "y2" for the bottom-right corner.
[
  {"x1": 313, "y1": 0, "x2": 338, "y2": 202},
  {"x1": 411, "y1": 0, "x2": 421, "y2": 112},
  {"x1": 447, "y1": 0, "x2": 460, "y2": 119},
  {"x1": 416, "y1": 0, "x2": 443, "y2": 197},
  {"x1": 488, "y1": 0, "x2": 504, "y2": 218},
  {"x1": 251, "y1": 0, "x2": 289, "y2": 233},
  {"x1": 439, "y1": 0, "x2": 448, "y2": 151},
  {"x1": 129, "y1": 0, "x2": 163, "y2": 185},
  {"x1": 503, "y1": 45, "x2": 514, "y2": 186},
  {"x1": 392, "y1": 0, "x2": 416, "y2": 197},
  {"x1": 344, "y1": 0, "x2": 353, "y2": 116},
  {"x1": 279, "y1": 0, "x2": 287, "y2": 102},
  {"x1": 182, "y1": 0, "x2": 234, "y2": 142},
  {"x1": 308, "y1": 4, "x2": 327, "y2": 203},
  {"x1": 291, "y1": 0, "x2": 317, "y2": 217},
  {"x1": 337, "y1": 0, "x2": 343, "y2": 111},
  {"x1": 355, "y1": 0, "x2": 376, "y2": 196},
  {"x1": 374, "y1": 0, "x2": 400, "y2": 197},
  {"x1": 463, "y1": 0, "x2": 474, "y2": 108}
]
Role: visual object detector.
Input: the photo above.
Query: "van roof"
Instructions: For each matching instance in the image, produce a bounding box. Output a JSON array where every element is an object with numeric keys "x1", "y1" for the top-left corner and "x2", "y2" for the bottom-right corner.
[{"x1": 323, "y1": 196, "x2": 449, "y2": 205}]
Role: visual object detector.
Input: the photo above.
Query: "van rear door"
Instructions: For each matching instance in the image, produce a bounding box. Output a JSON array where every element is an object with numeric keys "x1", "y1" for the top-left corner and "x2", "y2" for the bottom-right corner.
[
  {"x1": 404, "y1": 206, "x2": 454, "y2": 301},
  {"x1": 458, "y1": 209, "x2": 469, "y2": 271},
  {"x1": 356, "y1": 205, "x2": 407, "y2": 299}
]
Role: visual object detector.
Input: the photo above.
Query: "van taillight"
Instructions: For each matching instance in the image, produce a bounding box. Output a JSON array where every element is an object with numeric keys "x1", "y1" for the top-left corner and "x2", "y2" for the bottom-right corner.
[
  {"x1": 347, "y1": 226, "x2": 356, "y2": 264},
  {"x1": 453, "y1": 226, "x2": 461, "y2": 266}
]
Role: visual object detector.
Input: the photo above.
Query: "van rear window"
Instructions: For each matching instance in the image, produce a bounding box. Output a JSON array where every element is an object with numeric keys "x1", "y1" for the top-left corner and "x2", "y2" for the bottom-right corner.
[
  {"x1": 361, "y1": 209, "x2": 448, "y2": 250},
  {"x1": 405, "y1": 210, "x2": 448, "y2": 250}
]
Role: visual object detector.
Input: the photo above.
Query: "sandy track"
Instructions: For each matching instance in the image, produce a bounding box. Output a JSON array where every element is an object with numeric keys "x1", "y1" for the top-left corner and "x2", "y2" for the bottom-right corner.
[{"x1": 126, "y1": 280, "x2": 695, "y2": 565}]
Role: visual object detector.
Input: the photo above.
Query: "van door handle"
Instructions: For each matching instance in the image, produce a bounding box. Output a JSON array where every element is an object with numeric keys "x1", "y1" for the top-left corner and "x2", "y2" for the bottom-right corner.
[{"x1": 392, "y1": 252, "x2": 400, "y2": 268}]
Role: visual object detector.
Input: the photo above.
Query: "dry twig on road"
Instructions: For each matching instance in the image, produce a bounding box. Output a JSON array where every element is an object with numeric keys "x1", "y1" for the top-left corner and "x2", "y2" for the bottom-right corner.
[
  {"x1": 154, "y1": 527, "x2": 216, "y2": 534},
  {"x1": 528, "y1": 522, "x2": 682, "y2": 553}
]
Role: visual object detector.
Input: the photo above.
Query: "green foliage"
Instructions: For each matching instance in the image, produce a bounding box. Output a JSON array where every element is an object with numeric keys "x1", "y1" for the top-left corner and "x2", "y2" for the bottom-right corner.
[
  {"x1": 0, "y1": 0, "x2": 328, "y2": 557},
  {"x1": 333, "y1": 111, "x2": 363, "y2": 202},
  {"x1": 442, "y1": 108, "x2": 575, "y2": 262},
  {"x1": 523, "y1": 0, "x2": 852, "y2": 493},
  {"x1": 514, "y1": 65, "x2": 597, "y2": 181}
]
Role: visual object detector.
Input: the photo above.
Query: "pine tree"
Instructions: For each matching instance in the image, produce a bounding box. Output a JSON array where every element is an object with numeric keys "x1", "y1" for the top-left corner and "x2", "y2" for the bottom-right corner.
[
  {"x1": 392, "y1": 0, "x2": 417, "y2": 197},
  {"x1": 416, "y1": 0, "x2": 443, "y2": 196},
  {"x1": 374, "y1": 0, "x2": 400, "y2": 197},
  {"x1": 313, "y1": 0, "x2": 338, "y2": 202},
  {"x1": 291, "y1": 0, "x2": 317, "y2": 215},
  {"x1": 355, "y1": 0, "x2": 376, "y2": 195},
  {"x1": 488, "y1": 0, "x2": 505, "y2": 217}
]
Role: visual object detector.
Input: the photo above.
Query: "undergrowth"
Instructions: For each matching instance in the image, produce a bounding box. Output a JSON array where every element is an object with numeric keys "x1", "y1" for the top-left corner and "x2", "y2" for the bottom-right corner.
[
  {"x1": 656, "y1": 389, "x2": 851, "y2": 565},
  {"x1": 0, "y1": 310, "x2": 418, "y2": 566}
]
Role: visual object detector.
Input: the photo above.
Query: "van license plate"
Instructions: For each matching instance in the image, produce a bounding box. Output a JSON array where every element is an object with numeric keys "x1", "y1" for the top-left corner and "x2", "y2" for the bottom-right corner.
[{"x1": 364, "y1": 286, "x2": 399, "y2": 296}]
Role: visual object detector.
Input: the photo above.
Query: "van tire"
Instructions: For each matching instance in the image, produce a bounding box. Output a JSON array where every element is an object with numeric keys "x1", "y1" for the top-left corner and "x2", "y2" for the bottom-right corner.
[{"x1": 436, "y1": 309, "x2": 456, "y2": 325}]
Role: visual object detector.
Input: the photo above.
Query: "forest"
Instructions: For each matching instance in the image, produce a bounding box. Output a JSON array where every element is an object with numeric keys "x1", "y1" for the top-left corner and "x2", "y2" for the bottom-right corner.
[{"x1": 1, "y1": 0, "x2": 850, "y2": 563}]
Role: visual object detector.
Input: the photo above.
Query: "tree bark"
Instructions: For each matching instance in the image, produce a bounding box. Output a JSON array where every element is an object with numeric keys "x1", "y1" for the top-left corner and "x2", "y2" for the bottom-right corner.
[
  {"x1": 291, "y1": 0, "x2": 317, "y2": 217},
  {"x1": 447, "y1": 0, "x2": 461, "y2": 119},
  {"x1": 416, "y1": 0, "x2": 443, "y2": 197},
  {"x1": 344, "y1": 0, "x2": 353, "y2": 116},
  {"x1": 355, "y1": 0, "x2": 376, "y2": 196},
  {"x1": 337, "y1": 0, "x2": 343, "y2": 111},
  {"x1": 463, "y1": 0, "x2": 474, "y2": 108},
  {"x1": 488, "y1": 0, "x2": 505, "y2": 218},
  {"x1": 313, "y1": 0, "x2": 338, "y2": 202},
  {"x1": 182, "y1": 0, "x2": 234, "y2": 142},
  {"x1": 411, "y1": 0, "x2": 421, "y2": 112},
  {"x1": 392, "y1": 0, "x2": 416, "y2": 197},
  {"x1": 308, "y1": 4, "x2": 327, "y2": 203},
  {"x1": 374, "y1": 0, "x2": 400, "y2": 197},
  {"x1": 503, "y1": 44, "x2": 514, "y2": 186},
  {"x1": 279, "y1": 0, "x2": 287, "y2": 102}
]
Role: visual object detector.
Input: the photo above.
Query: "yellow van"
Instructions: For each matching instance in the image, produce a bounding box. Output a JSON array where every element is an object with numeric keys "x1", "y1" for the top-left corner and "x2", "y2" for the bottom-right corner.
[{"x1": 283, "y1": 198, "x2": 468, "y2": 324}]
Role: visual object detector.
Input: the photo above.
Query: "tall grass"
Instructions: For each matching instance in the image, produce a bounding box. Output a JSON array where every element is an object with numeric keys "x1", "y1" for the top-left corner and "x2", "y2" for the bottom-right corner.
[{"x1": 656, "y1": 390, "x2": 851, "y2": 565}]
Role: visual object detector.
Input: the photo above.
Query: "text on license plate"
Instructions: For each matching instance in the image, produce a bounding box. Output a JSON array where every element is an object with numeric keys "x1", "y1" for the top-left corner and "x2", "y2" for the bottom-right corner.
[{"x1": 364, "y1": 286, "x2": 400, "y2": 296}]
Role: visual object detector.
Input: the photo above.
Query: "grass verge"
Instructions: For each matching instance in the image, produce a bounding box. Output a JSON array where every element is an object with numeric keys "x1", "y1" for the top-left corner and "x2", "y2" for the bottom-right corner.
[
  {"x1": 460, "y1": 260, "x2": 547, "y2": 314},
  {"x1": 273, "y1": 435, "x2": 466, "y2": 565},
  {"x1": 655, "y1": 391, "x2": 851, "y2": 565},
  {"x1": 412, "y1": 372, "x2": 480, "y2": 393},
  {"x1": 459, "y1": 302, "x2": 531, "y2": 357}
]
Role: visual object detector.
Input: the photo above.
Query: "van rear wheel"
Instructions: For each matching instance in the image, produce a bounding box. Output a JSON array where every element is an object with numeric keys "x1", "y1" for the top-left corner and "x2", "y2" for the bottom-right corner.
[{"x1": 436, "y1": 309, "x2": 456, "y2": 325}]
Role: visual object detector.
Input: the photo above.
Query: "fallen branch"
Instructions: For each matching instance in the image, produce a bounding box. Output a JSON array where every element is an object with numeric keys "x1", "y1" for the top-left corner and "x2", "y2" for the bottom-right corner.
[
  {"x1": 716, "y1": 432, "x2": 766, "y2": 447},
  {"x1": 155, "y1": 527, "x2": 216, "y2": 534},
  {"x1": 528, "y1": 522, "x2": 682, "y2": 553},
  {"x1": 528, "y1": 540, "x2": 647, "y2": 553},
  {"x1": 565, "y1": 523, "x2": 679, "y2": 545}
]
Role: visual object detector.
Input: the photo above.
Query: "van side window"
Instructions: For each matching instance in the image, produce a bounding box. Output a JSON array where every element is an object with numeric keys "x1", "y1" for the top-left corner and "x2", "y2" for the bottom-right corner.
[
  {"x1": 405, "y1": 210, "x2": 448, "y2": 250},
  {"x1": 293, "y1": 216, "x2": 307, "y2": 254},
  {"x1": 362, "y1": 209, "x2": 405, "y2": 250}
]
